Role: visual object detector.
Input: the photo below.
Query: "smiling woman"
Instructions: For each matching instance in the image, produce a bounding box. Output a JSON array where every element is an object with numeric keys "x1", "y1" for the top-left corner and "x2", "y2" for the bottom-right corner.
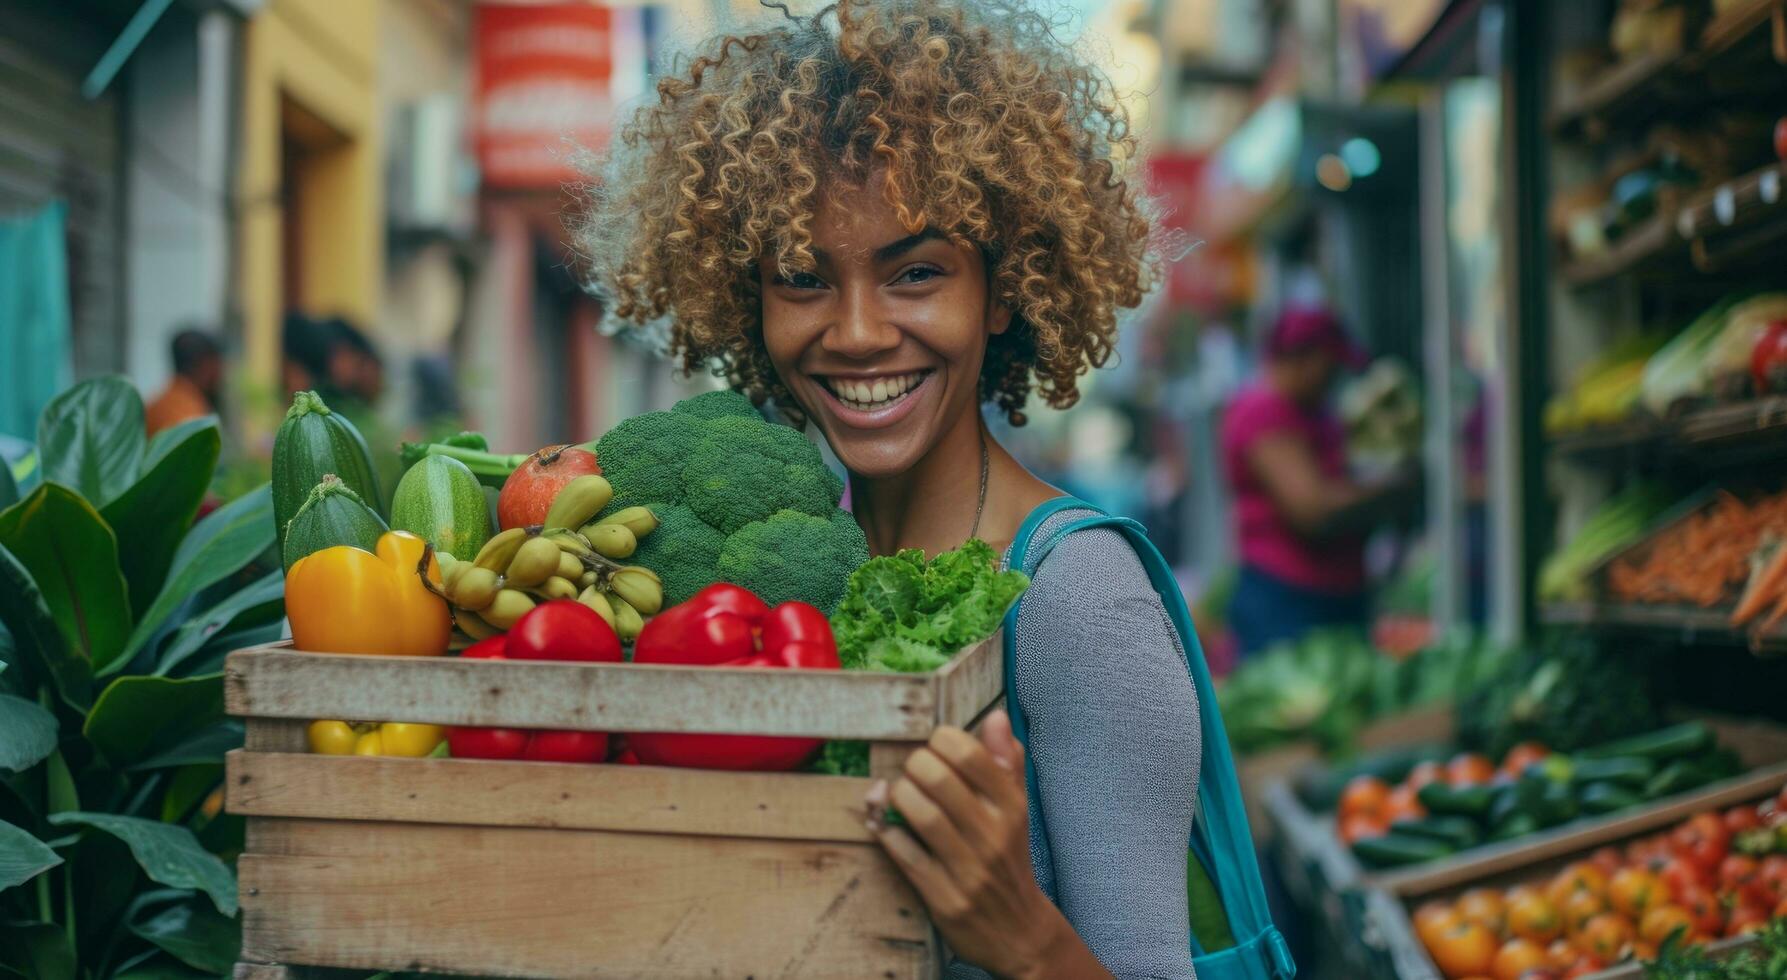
[{"x1": 575, "y1": 3, "x2": 1290, "y2": 979}]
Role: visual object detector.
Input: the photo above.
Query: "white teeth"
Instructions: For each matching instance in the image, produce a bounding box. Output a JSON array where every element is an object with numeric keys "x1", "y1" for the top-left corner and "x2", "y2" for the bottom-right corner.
[{"x1": 826, "y1": 372, "x2": 925, "y2": 411}]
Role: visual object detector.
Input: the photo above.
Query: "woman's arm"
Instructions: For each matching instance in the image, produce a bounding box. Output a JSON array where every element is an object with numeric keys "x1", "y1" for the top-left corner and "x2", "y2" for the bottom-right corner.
[
  {"x1": 1247, "y1": 431, "x2": 1416, "y2": 538},
  {"x1": 868, "y1": 717, "x2": 1115, "y2": 980},
  {"x1": 871, "y1": 523, "x2": 1201, "y2": 980}
]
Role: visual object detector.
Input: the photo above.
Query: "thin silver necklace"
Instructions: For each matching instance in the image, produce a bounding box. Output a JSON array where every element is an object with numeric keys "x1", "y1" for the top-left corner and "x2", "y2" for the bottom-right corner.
[{"x1": 968, "y1": 431, "x2": 989, "y2": 541}]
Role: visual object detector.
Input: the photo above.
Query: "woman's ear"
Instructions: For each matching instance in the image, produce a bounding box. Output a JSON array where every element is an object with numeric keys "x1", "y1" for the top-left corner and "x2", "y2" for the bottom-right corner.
[{"x1": 988, "y1": 303, "x2": 1014, "y2": 336}]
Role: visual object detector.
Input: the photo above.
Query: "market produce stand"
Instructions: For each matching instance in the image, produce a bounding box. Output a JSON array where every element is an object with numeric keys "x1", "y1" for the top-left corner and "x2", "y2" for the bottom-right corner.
[{"x1": 223, "y1": 633, "x2": 1003, "y2": 978}]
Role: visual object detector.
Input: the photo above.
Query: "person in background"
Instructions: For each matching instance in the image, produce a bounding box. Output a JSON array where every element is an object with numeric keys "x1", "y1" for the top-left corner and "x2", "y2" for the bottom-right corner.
[
  {"x1": 282, "y1": 313, "x2": 332, "y2": 398},
  {"x1": 325, "y1": 317, "x2": 385, "y2": 407},
  {"x1": 1221, "y1": 306, "x2": 1418, "y2": 656},
  {"x1": 145, "y1": 328, "x2": 223, "y2": 435}
]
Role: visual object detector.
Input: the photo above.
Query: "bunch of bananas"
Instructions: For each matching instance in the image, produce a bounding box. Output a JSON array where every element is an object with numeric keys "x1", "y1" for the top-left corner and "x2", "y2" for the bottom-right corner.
[{"x1": 433, "y1": 475, "x2": 664, "y2": 640}]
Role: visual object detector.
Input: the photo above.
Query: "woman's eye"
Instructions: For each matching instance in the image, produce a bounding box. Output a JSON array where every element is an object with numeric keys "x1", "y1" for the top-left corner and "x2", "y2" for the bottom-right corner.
[
  {"x1": 894, "y1": 265, "x2": 941, "y2": 285},
  {"x1": 775, "y1": 271, "x2": 826, "y2": 290}
]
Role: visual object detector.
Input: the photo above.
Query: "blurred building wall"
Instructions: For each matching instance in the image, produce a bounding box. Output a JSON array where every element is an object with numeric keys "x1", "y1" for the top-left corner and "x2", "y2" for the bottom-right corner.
[
  {"x1": 237, "y1": 0, "x2": 384, "y2": 439},
  {"x1": 124, "y1": 8, "x2": 236, "y2": 397}
]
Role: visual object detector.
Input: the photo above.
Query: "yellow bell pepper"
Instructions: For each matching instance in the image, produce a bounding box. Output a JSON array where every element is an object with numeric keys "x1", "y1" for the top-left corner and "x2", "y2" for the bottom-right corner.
[{"x1": 286, "y1": 531, "x2": 451, "y2": 656}]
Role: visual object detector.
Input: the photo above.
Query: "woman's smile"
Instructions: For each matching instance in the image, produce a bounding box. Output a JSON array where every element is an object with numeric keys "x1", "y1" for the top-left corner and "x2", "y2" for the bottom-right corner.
[{"x1": 813, "y1": 369, "x2": 937, "y2": 428}]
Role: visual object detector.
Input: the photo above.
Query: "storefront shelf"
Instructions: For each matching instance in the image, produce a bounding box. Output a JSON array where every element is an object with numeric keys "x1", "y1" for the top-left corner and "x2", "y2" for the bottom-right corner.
[
  {"x1": 1549, "y1": 396, "x2": 1787, "y2": 467},
  {"x1": 1540, "y1": 600, "x2": 1787, "y2": 653}
]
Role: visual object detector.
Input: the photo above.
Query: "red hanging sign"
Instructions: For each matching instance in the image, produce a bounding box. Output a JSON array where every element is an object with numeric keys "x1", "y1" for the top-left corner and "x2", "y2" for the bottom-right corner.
[{"x1": 473, "y1": 4, "x2": 613, "y2": 189}]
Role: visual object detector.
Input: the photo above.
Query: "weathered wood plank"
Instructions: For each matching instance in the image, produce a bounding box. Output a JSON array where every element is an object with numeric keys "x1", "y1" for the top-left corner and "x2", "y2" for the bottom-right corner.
[
  {"x1": 240, "y1": 819, "x2": 935, "y2": 978},
  {"x1": 932, "y1": 633, "x2": 1003, "y2": 730},
  {"x1": 226, "y1": 750, "x2": 877, "y2": 842},
  {"x1": 244, "y1": 718, "x2": 309, "y2": 752},
  {"x1": 226, "y1": 646, "x2": 940, "y2": 739}
]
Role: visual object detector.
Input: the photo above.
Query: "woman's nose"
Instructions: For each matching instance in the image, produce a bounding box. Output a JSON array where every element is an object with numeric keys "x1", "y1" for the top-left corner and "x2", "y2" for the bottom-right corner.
[{"x1": 819, "y1": 285, "x2": 901, "y2": 359}]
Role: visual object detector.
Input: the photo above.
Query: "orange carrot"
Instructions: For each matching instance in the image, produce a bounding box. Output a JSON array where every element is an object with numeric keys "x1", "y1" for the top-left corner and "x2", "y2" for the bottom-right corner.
[{"x1": 1733, "y1": 537, "x2": 1787, "y2": 625}]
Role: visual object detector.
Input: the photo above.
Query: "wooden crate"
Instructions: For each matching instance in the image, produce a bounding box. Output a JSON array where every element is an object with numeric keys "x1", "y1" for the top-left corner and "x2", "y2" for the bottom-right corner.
[
  {"x1": 1264, "y1": 715, "x2": 1787, "y2": 978},
  {"x1": 223, "y1": 633, "x2": 1004, "y2": 979}
]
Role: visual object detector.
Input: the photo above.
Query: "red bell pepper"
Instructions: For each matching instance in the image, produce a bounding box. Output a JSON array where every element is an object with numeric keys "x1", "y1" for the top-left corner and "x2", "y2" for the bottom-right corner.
[
  {"x1": 445, "y1": 601, "x2": 620, "y2": 763},
  {"x1": 628, "y1": 583, "x2": 840, "y2": 771}
]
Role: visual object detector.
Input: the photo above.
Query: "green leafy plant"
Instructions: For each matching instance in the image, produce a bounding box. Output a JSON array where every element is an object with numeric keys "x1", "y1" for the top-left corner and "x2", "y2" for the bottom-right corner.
[{"x1": 0, "y1": 377, "x2": 283, "y2": 979}]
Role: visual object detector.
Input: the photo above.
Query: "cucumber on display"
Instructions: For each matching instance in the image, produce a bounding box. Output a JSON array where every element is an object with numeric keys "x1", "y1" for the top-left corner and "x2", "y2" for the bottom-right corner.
[
  {"x1": 1570, "y1": 755, "x2": 1656, "y2": 789},
  {"x1": 1352, "y1": 832, "x2": 1455, "y2": 869},
  {"x1": 1389, "y1": 816, "x2": 1482, "y2": 851},
  {"x1": 1416, "y1": 781, "x2": 1496, "y2": 818},
  {"x1": 391, "y1": 454, "x2": 491, "y2": 562},
  {"x1": 1577, "y1": 722, "x2": 1714, "y2": 762},
  {"x1": 1578, "y1": 781, "x2": 1643, "y2": 815}
]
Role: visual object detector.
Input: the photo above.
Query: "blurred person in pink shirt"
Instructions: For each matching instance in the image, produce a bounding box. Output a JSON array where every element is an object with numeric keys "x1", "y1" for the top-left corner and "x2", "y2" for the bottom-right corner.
[{"x1": 1220, "y1": 307, "x2": 1418, "y2": 656}]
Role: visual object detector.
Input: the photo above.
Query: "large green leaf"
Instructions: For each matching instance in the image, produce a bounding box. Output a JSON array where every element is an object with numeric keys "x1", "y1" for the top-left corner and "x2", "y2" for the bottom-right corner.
[
  {"x1": 155, "y1": 568, "x2": 282, "y2": 677},
  {"x1": 103, "y1": 418, "x2": 220, "y2": 618},
  {"x1": 159, "y1": 764, "x2": 222, "y2": 824},
  {"x1": 0, "y1": 543, "x2": 92, "y2": 711},
  {"x1": 0, "y1": 456, "x2": 16, "y2": 511},
  {"x1": 0, "y1": 817, "x2": 61, "y2": 889},
  {"x1": 128, "y1": 720, "x2": 244, "y2": 772},
  {"x1": 144, "y1": 415, "x2": 215, "y2": 473},
  {"x1": 120, "y1": 485, "x2": 274, "y2": 667},
  {"x1": 36, "y1": 376, "x2": 146, "y2": 509},
  {"x1": 46, "y1": 812, "x2": 236, "y2": 914},
  {"x1": 0, "y1": 484, "x2": 132, "y2": 673},
  {"x1": 0, "y1": 694, "x2": 57, "y2": 771},
  {"x1": 129, "y1": 892, "x2": 242, "y2": 974},
  {"x1": 0, "y1": 922, "x2": 74, "y2": 980},
  {"x1": 83, "y1": 673, "x2": 223, "y2": 769}
]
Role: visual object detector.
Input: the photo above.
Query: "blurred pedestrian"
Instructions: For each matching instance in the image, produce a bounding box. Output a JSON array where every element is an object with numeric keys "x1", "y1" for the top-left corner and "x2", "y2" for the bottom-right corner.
[
  {"x1": 325, "y1": 317, "x2": 385, "y2": 406},
  {"x1": 1221, "y1": 306, "x2": 1418, "y2": 656},
  {"x1": 282, "y1": 313, "x2": 332, "y2": 398},
  {"x1": 145, "y1": 328, "x2": 223, "y2": 435}
]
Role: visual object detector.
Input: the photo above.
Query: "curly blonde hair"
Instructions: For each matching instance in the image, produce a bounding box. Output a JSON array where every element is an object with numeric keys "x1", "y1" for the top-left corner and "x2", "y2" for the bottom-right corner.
[{"x1": 577, "y1": 0, "x2": 1155, "y2": 424}]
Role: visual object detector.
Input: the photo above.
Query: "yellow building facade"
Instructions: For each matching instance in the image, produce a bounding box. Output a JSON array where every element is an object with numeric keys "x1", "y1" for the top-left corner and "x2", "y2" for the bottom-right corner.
[{"x1": 237, "y1": 0, "x2": 383, "y2": 438}]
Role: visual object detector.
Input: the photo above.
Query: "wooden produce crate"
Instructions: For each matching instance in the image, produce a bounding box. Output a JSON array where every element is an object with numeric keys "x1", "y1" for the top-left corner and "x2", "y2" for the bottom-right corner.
[
  {"x1": 1266, "y1": 715, "x2": 1787, "y2": 977},
  {"x1": 223, "y1": 633, "x2": 1003, "y2": 979},
  {"x1": 1356, "y1": 776, "x2": 1786, "y2": 980}
]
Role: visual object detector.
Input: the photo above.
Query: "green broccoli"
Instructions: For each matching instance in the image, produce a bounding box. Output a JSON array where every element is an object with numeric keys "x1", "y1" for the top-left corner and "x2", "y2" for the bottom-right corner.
[{"x1": 593, "y1": 393, "x2": 868, "y2": 612}]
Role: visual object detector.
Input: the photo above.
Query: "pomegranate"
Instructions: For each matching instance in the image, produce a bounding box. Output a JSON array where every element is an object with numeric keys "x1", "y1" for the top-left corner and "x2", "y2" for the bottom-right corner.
[
  {"x1": 498, "y1": 445, "x2": 601, "y2": 530},
  {"x1": 1751, "y1": 320, "x2": 1787, "y2": 396}
]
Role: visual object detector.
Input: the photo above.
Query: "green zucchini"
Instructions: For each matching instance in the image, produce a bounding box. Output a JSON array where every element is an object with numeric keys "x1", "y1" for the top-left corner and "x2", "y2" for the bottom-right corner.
[
  {"x1": 1489, "y1": 812, "x2": 1542, "y2": 843},
  {"x1": 1390, "y1": 816, "x2": 1482, "y2": 851},
  {"x1": 390, "y1": 454, "x2": 491, "y2": 562},
  {"x1": 1570, "y1": 755, "x2": 1656, "y2": 789},
  {"x1": 1578, "y1": 722, "x2": 1714, "y2": 762},
  {"x1": 1352, "y1": 832, "x2": 1455, "y2": 869},
  {"x1": 273, "y1": 391, "x2": 383, "y2": 557},
  {"x1": 1416, "y1": 781, "x2": 1496, "y2": 818},
  {"x1": 1644, "y1": 759, "x2": 1710, "y2": 799},
  {"x1": 282, "y1": 475, "x2": 388, "y2": 571},
  {"x1": 1487, "y1": 784, "x2": 1523, "y2": 829},
  {"x1": 1578, "y1": 781, "x2": 1643, "y2": 815},
  {"x1": 1539, "y1": 778, "x2": 1579, "y2": 827}
]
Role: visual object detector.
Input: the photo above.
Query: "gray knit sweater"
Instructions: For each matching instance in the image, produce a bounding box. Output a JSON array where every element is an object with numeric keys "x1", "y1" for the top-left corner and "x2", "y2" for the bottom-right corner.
[{"x1": 947, "y1": 508, "x2": 1201, "y2": 979}]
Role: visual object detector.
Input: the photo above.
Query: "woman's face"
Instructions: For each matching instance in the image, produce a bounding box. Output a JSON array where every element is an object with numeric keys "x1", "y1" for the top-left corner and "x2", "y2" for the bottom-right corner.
[{"x1": 760, "y1": 180, "x2": 1010, "y2": 478}]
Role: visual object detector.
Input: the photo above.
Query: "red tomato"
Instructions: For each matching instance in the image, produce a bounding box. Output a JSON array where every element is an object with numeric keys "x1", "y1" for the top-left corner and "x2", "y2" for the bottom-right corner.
[
  {"x1": 1725, "y1": 902, "x2": 1769, "y2": 937},
  {"x1": 1719, "y1": 855, "x2": 1770, "y2": 907},
  {"x1": 1677, "y1": 885, "x2": 1726, "y2": 938},
  {"x1": 1589, "y1": 846, "x2": 1623, "y2": 876},
  {"x1": 1671, "y1": 813, "x2": 1731, "y2": 875},
  {"x1": 1500, "y1": 742, "x2": 1551, "y2": 779},
  {"x1": 1776, "y1": 116, "x2": 1787, "y2": 161},
  {"x1": 1760, "y1": 855, "x2": 1787, "y2": 900},
  {"x1": 506, "y1": 600, "x2": 623, "y2": 663},
  {"x1": 521, "y1": 729, "x2": 608, "y2": 763},
  {"x1": 446, "y1": 726, "x2": 529, "y2": 760},
  {"x1": 1659, "y1": 856, "x2": 1710, "y2": 898},
  {"x1": 1406, "y1": 760, "x2": 1446, "y2": 790},
  {"x1": 1723, "y1": 805, "x2": 1761, "y2": 834}
]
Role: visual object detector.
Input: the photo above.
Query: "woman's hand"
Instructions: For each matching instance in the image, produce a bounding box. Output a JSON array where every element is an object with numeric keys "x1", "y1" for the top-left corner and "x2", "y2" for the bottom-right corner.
[{"x1": 866, "y1": 710, "x2": 1113, "y2": 980}]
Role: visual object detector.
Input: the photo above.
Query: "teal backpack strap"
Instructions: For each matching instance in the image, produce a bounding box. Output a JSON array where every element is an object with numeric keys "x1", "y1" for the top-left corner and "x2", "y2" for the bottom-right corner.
[{"x1": 1002, "y1": 498, "x2": 1295, "y2": 980}]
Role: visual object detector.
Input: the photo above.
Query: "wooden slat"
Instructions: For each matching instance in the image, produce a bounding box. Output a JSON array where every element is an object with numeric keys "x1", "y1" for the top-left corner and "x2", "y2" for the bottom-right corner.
[
  {"x1": 932, "y1": 634, "x2": 1003, "y2": 729},
  {"x1": 226, "y1": 645, "x2": 940, "y2": 739},
  {"x1": 226, "y1": 750, "x2": 876, "y2": 843},
  {"x1": 245, "y1": 719, "x2": 309, "y2": 753},
  {"x1": 240, "y1": 819, "x2": 934, "y2": 978},
  {"x1": 1369, "y1": 762, "x2": 1787, "y2": 896}
]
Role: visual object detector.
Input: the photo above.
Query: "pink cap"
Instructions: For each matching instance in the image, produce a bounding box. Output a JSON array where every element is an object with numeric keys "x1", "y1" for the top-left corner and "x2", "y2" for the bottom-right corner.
[{"x1": 1265, "y1": 307, "x2": 1369, "y2": 370}]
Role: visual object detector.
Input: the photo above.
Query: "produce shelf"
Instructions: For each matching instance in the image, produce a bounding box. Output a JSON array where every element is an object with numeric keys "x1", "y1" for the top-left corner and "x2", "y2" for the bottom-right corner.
[
  {"x1": 1679, "y1": 161, "x2": 1787, "y2": 274},
  {"x1": 1540, "y1": 600, "x2": 1787, "y2": 653},
  {"x1": 1547, "y1": 396, "x2": 1787, "y2": 467},
  {"x1": 1560, "y1": 203, "x2": 1683, "y2": 287},
  {"x1": 1547, "y1": 43, "x2": 1688, "y2": 136},
  {"x1": 1698, "y1": 0, "x2": 1787, "y2": 63}
]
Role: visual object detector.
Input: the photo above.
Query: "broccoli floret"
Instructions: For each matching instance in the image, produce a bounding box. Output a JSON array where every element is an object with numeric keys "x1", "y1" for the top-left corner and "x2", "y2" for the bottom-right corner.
[
  {"x1": 682, "y1": 416, "x2": 840, "y2": 534},
  {"x1": 717, "y1": 509, "x2": 868, "y2": 611},
  {"x1": 592, "y1": 393, "x2": 866, "y2": 612},
  {"x1": 593, "y1": 410, "x2": 706, "y2": 509},
  {"x1": 672, "y1": 388, "x2": 758, "y2": 420},
  {"x1": 629, "y1": 503, "x2": 727, "y2": 605}
]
